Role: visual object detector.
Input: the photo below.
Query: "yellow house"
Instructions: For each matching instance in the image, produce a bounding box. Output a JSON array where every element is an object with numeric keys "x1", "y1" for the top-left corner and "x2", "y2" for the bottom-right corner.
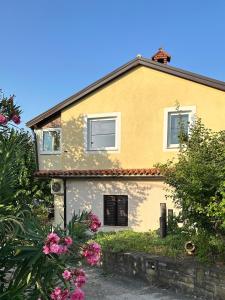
[{"x1": 27, "y1": 48, "x2": 225, "y2": 232}]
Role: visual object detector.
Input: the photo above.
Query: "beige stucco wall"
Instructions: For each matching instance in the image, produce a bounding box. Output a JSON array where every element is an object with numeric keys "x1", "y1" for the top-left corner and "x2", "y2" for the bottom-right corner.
[
  {"x1": 37, "y1": 65, "x2": 225, "y2": 231},
  {"x1": 53, "y1": 178, "x2": 178, "y2": 232},
  {"x1": 54, "y1": 194, "x2": 64, "y2": 226},
  {"x1": 37, "y1": 65, "x2": 225, "y2": 171},
  {"x1": 35, "y1": 129, "x2": 62, "y2": 170}
]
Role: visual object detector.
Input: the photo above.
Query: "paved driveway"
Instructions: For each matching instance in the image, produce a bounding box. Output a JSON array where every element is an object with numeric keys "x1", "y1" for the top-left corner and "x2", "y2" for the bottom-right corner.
[{"x1": 84, "y1": 267, "x2": 194, "y2": 300}]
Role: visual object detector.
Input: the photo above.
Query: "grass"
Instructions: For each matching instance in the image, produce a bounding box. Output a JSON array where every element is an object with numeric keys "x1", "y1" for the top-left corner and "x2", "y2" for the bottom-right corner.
[
  {"x1": 95, "y1": 230, "x2": 186, "y2": 257},
  {"x1": 94, "y1": 230, "x2": 225, "y2": 263}
]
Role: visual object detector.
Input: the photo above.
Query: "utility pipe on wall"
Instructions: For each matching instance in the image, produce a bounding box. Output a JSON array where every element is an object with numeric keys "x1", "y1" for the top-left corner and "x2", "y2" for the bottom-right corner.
[{"x1": 63, "y1": 178, "x2": 67, "y2": 229}]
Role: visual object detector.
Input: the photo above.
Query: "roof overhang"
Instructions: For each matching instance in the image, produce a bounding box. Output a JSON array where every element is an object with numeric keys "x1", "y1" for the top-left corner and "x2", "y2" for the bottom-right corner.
[
  {"x1": 34, "y1": 168, "x2": 164, "y2": 179},
  {"x1": 27, "y1": 57, "x2": 225, "y2": 128}
]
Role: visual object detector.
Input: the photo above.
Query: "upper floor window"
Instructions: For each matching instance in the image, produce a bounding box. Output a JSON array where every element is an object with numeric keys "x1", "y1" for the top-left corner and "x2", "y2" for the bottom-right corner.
[
  {"x1": 41, "y1": 128, "x2": 61, "y2": 154},
  {"x1": 164, "y1": 106, "x2": 196, "y2": 150},
  {"x1": 86, "y1": 113, "x2": 120, "y2": 151}
]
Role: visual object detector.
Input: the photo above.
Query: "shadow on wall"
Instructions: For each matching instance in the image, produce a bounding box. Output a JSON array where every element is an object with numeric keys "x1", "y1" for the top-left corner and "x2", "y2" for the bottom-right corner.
[
  {"x1": 47, "y1": 115, "x2": 153, "y2": 230},
  {"x1": 66, "y1": 178, "x2": 153, "y2": 230},
  {"x1": 61, "y1": 115, "x2": 120, "y2": 169}
]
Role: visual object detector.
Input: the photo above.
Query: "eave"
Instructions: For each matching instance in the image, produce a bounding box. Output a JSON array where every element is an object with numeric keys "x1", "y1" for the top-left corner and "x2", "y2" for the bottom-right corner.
[
  {"x1": 34, "y1": 168, "x2": 163, "y2": 179},
  {"x1": 27, "y1": 57, "x2": 225, "y2": 128}
]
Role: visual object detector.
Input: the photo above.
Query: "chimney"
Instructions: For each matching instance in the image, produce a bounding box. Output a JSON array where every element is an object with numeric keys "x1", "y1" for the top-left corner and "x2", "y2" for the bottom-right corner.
[{"x1": 152, "y1": 48, "x2": 171, "y2": 64}]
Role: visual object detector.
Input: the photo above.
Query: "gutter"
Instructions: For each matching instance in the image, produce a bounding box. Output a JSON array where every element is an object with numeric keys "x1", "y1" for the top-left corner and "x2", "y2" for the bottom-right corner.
[{"x1": 33, "y1": 175, "x2": 165, "y2": 180}]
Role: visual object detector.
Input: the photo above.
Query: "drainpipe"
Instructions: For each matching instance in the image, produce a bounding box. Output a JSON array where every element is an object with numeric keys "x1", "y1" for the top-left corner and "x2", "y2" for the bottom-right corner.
[
  {"x1": 32, "y1": 127, "x2": 39, "y2": 171},
  {"x1": 63, "y1": 178, "x2": 67, "y2": 229}
]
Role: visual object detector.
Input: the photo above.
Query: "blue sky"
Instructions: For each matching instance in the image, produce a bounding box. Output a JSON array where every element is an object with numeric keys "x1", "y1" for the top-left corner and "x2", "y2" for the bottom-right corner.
[{"x1": 1, "y1": 0, "x2": 225, "y2": 127}]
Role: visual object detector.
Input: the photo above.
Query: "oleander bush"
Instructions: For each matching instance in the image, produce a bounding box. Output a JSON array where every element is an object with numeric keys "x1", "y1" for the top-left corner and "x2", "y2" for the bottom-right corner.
[
  {"x1": 0, "y1": 94, "x2": 102, "y2": 299},
  {"x1": 0, "y1": 92, "x2": 53, "y2": 218},
  {"x1": 0, "y1": 211, "x2": 102, "y2": 299}
]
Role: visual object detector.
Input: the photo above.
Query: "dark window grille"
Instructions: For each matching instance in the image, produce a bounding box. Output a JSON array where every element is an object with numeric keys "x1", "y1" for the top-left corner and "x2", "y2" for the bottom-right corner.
[{"x1": 104, "y1": 195, "x2": 128, "y2": 226}]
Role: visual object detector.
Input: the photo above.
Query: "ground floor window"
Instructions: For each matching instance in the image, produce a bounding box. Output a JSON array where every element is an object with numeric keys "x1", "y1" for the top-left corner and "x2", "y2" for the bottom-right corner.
[{"x1": 104, "y1": 195, "x2": 128, "y2": 226}]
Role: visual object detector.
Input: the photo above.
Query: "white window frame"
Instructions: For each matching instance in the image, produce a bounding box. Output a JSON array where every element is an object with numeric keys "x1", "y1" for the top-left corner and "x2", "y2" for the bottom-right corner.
[
  {"x1": 84, "y1": 112, "x2": 121, "y2": 152},
  {"x1": 163, "y1": 106, "x2": 196, "y2": 151},
  {"x1": 40, "y1": 128, "x2": 62, "y2": 155}
]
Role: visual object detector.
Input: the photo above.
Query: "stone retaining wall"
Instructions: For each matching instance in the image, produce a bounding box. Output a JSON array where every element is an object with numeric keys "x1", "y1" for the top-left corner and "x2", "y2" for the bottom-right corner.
[{"x1": 102, "y1": 251, "x2": 225, "y2": 300}]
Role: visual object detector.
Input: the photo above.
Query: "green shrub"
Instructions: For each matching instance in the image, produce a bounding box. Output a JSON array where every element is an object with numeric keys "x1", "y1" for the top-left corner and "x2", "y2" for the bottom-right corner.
[
  {"x1": 95, "y1": 230, "x2": 225, "y2": 263},
  {"x1": 95, "y1": 230, "x2": 185, "y2": 257},
  {"x1": 158, "y1": 119, "x2": 225, "y2": 235},
  {"x1": 191, "y1": 231, "x2": 225, "y2": 263}
]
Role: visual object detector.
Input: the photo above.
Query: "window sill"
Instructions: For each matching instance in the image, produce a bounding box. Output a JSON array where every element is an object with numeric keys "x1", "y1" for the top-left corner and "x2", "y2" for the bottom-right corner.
[
  {"x1": 86, "y1": 148, "x2": 119, "y2": 153},
  {"x1": 40, "y1": 152, "x2": 61, "y2": 155}
]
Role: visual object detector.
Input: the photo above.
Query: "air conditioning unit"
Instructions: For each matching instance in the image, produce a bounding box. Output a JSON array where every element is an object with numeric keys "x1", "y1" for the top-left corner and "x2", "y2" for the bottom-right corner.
[{"x1": 51, "y1": 179, "x2": 63, "y2": 195}]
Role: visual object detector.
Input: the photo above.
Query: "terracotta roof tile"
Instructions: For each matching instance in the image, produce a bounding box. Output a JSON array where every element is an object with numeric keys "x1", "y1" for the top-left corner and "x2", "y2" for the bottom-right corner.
[
  {"x1": 34, "y1": 168, "x2": 162, "y2": 178},
  {"x1": 152, "y1": 48, "x2": 171, "y2": 59}
]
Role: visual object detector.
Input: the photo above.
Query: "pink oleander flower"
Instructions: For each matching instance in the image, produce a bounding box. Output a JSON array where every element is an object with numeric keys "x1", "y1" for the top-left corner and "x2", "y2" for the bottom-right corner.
[
  {"x1": 74, "y1": 268, "x2": 86, "y2": 277},
  {"x1": 50, "y1": 287, "x2": 61, "y2": 299},
  {"x1": 50, "y1": 243, "x2": 61, "y2": 254},
  {"x1": 70, "y1": 288, "x2": 85, "y2": 300},
  {"x1": 62, "y1": 269, "x2": 72, "y2": 281},
  {"x1": 59, "y1": 245, "x2": 68, "y2": 254},
  {"x1": 0, "y1": 114, "x2": 7, "y2": 125},
  {"x1": 43, "y1": 232, "x2": 69, "y2": 256},
  {"x1": 64, "y1": 236, "x2": 73, "y2": 246},
  {"x1": 88, "y1": 212, "x2": 101, "y2": 232},
  {"x1": 11, "y1": 114, "x2": 21, "y2": 125},
  {"x1": 91, "y1": 242, "x2": 101, "y2": 252},
  {"x1": 42, "y1": 245, "x2": 50, "y2": 255},
  {"x1": 75, "y1": 275, "x2": 86, "y2": 288},
  {"x1": 47, "y1": 232, "x2": 60, "y2": 244},
  {"x1": 90, "y1": 223, "x2": 99, "y2": 232},
  {"x1": 50, "y1": 287, "x2": 69, "y2": 300},
  {"x1": 85, "y1": 254, "x2": 100, "y2": 266},
  {"x1": 82, "y1": 242, "x2": 101, "y2": 266}
]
